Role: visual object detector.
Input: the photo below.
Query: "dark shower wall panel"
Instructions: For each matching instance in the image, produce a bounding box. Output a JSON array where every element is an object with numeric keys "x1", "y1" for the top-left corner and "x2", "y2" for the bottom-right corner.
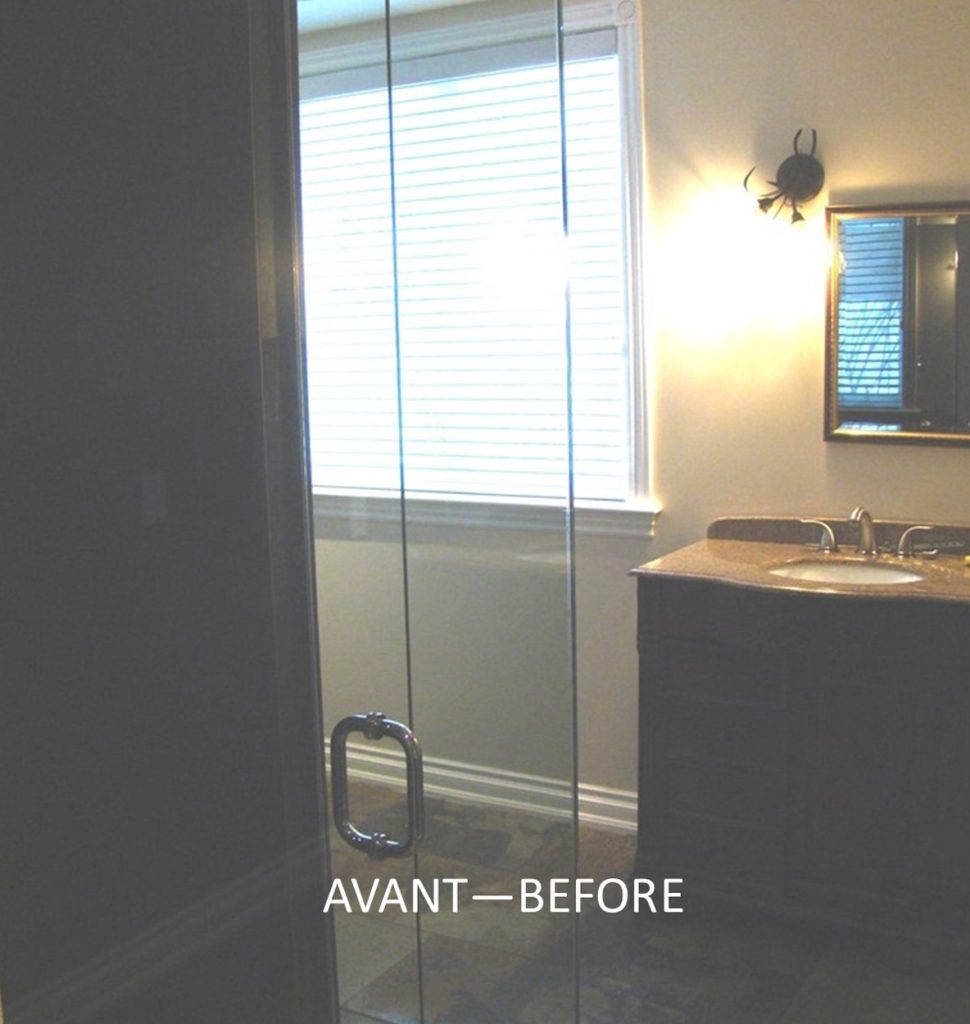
[{"x1": 1, "y1": 3, "x2": 326, "y2": 1021}]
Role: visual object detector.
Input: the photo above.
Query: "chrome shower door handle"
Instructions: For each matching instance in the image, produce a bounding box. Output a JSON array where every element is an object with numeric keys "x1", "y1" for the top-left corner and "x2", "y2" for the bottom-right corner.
[{"x1": 330, "y1": 712, "x2": 425, "y2": 859}]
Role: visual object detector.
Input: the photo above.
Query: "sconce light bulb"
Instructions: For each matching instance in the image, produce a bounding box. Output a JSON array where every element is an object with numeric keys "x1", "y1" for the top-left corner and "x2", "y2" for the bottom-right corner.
[
  {"x1": 758, "y1": 197, "x2": 774, "y2": 214},
  {"x1": 790, "y1": 207, "x2": 805, "y2": 225}
]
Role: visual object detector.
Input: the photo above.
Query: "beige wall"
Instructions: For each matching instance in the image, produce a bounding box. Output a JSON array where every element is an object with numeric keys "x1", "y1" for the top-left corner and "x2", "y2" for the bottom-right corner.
[
  {"x1": 604, "y1": 0, "x2": 970, "y2": 793},
  {"x1": 314, "y1": 0, "x2": 970, "y2": 802},
  {"x1": 643, "y1": 0, "x2": 970, "y2": 556},
  {"x1": 316, "y1": 525, "x2": 574, "y2": 782},
  {"x1": 583, "y1": 0, "x2": 970, "y2": 793}
]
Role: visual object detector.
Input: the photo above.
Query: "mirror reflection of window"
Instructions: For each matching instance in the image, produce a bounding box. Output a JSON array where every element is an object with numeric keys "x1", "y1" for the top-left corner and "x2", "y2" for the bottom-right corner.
[{"x1": 837, "y1": 217, "x2": 906, "y2": 418}]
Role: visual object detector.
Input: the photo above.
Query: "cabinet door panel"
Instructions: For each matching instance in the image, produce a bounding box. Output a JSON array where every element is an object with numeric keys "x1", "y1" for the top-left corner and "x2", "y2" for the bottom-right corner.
[
  {"x1": 803, "y1": 669, "x2": 970, "y2": 928},
  {"x1": 666, "y1": 815, "x2": 786, "y2": 893},
  {"x1": 659, "y1": 638, "x2": 789, "y2": 706},
  {"x1": 638, "y1": 575, "x2": 970, "y2": 950},
  {"x1": 665, "y1": 696, "x2": 785, "y2": 767},
  {"x1": 668, "y1": 759, "x2": 786, "y2": 826}
]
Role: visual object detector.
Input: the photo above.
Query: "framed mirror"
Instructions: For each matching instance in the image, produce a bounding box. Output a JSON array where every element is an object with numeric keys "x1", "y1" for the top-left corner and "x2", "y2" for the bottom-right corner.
[{"x1": 826, "y1": 202, "x2": 970, "y2": 445}]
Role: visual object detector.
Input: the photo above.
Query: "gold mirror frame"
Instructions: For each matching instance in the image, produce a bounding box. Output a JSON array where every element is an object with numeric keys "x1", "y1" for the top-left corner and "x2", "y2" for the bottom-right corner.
[{"x1": 825, "y1": 201, "x2": 970, "y2": 446}]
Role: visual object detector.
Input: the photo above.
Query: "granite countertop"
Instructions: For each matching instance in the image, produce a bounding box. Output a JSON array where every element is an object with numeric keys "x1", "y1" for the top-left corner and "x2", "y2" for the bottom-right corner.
[{"x1": 633, "y1": 518, "x2": 970, "y2": 604}]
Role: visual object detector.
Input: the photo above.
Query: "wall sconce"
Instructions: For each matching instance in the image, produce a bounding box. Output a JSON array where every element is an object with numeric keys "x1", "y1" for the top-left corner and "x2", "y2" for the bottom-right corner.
[{"x1": 744, "y1": 129, "x2": 825, "y2": 223}]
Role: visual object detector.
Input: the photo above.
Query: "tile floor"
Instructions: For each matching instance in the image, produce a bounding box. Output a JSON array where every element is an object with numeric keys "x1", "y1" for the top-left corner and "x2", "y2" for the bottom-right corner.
[{"x1": 328, "y1": 783, "x2": 970, "y2": 1023}]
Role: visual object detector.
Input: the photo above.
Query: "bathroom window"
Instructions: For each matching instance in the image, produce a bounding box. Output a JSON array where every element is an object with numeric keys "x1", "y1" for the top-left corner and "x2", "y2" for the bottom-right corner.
[{"x1": 299, "y1": 10, "x2": 647, "y2": 512}]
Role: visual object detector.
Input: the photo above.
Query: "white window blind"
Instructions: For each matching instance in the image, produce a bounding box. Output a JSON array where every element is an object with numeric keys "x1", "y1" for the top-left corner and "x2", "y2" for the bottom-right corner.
[
  {"x1": 837, "y1": 217, "x2": 905, "y2": 408},
  {"x1": 299, "y1": 33, "x2": 629, "y2": 502}
]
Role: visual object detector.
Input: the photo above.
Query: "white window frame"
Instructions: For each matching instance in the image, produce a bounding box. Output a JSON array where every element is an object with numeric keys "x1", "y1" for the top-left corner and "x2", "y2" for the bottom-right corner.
[{"x1": 298, "y1": 0, "x2": 656, "y2": 538}]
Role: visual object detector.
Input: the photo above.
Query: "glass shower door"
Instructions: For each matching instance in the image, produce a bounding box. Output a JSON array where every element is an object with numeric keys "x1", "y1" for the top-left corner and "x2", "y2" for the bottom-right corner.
[{"x1": 298, "y1": 1, "x2": 579, "y2": 1020}]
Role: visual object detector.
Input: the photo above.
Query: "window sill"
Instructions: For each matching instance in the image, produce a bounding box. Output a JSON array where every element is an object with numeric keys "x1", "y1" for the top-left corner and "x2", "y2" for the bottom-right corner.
[{"x1": 311, "y1": 491, "x2": 659, "y2": 540}]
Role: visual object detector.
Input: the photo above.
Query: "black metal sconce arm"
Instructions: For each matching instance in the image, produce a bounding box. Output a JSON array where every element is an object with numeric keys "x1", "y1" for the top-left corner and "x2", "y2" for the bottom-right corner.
[{"x1": 744, "y1": 129, "x2": 825, "y2": 223}]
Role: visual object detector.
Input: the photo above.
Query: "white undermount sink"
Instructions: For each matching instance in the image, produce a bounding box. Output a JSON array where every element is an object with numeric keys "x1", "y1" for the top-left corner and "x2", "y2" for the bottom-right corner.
[{"x1": 768, "y1": 559, "x2": 925, "y2": 585}]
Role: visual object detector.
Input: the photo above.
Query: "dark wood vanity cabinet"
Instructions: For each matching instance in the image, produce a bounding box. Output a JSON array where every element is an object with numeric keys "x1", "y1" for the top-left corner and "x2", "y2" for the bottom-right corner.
[{"x1": 636, "y1": 575, "x2": 970, "y2": 946}]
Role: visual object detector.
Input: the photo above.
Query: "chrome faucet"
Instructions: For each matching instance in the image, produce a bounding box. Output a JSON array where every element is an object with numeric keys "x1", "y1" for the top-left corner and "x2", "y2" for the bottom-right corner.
[
  {"x1": 849, "y1": 506, "x2": 878, "y2": 555},
  {"x1": 896, "y1": 524, "x2": 936, "y2": 558},
  {"x1": 800, "y1": 519, "x2": 838, "y2": 552}
]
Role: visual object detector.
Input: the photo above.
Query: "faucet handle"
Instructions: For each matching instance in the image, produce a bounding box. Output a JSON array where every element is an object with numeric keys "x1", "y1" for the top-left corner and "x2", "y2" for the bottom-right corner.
[
  {"x1": 896, "y1": 525, "x2": 937, "y2": 558},
  {"x1": 800, "y1": 519, "x2": 838, "y2": 552}
]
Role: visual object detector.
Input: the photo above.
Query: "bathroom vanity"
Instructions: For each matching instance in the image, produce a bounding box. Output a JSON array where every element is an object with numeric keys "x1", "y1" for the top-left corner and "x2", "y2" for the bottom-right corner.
[{"x1": 634, "y1": 517, "x2": 970, "y2": 951}]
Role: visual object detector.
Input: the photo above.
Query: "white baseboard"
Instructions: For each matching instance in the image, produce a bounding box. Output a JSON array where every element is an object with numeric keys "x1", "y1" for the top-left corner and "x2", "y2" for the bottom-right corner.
[{"x1": 331, "y1": 740, "x2": 637, "y2": 833}]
